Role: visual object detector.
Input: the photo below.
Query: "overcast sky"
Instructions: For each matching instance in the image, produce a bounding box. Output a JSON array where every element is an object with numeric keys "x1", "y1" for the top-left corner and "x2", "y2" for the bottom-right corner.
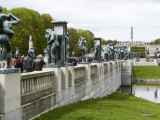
[{"x1": 1, "y1": 0, "x2": 160, "y2": 42}]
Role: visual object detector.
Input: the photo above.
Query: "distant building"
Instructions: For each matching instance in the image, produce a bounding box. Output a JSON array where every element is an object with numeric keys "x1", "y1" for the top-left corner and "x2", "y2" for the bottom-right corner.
[
  {"x1": 117, "y1": 41, "x2": 150, "y2": 47},
  {"x1": 146, "y1": 45, "x2": 160, "y2": 57},
  {"x1": 117, "y1": 41, "x2": 160, "y2": 57}
]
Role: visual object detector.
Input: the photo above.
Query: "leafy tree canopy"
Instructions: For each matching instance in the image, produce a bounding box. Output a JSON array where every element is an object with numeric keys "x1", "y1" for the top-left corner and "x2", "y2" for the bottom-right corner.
[
  {"x1": 41, "y1": 14, "x2": 54, "y2": 29},
  {"x1": 68, "y1": 28, "x2": 95, "y2": 57},
  {"x1": 153, "y1": 38, "x2": 160, "y2": 45},
  {"x1": 101, "y1": 39, "x2": 118, "y2": 45}
]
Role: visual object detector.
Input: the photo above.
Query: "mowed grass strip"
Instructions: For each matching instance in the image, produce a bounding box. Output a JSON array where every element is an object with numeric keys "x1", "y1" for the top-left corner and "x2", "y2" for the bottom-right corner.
[
  {"x1": 34, "y1": 93, "x2": 160, "y2": 120},
  {"x1": 133, "y1": 66, "x2": 160, "y2": 79}
]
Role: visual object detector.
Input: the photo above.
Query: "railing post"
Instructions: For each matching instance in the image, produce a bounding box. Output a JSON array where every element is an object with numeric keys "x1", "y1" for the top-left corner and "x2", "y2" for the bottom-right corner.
[
  {"x1": 0, "y1": 68, "x2": 21, "y2": 120},
  {"x1": 43, "y1": 67, "x2": 62, "y2": 93},
  {"x1": 68, "y1": 65, "x2": 74, "y2": 87},
  {"x1": 61, "y1": 66, "x2": 68, "y2": 89},
  {"x1": 77, "y1": 64, "x2": 91, "y2": 80}
]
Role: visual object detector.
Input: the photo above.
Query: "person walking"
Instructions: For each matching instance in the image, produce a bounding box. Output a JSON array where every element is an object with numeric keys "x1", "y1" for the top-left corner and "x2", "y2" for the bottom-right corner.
[
  {"x1": 23, "y1": 53, "x2": 33, "y2": 72},
  {"x1": 15, "y1": 56, "x2": 23, "y2": 73},
  {"x1": 33, "y1": 54, "x2": 45, "y2": 71}
]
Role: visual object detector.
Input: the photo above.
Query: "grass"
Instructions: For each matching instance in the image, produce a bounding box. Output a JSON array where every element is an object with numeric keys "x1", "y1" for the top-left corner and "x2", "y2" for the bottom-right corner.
[
  {"x1": 35, "y1": 93, "x2": 160, "y2": 120},
  {"x1": 133, "y1": 66, "x2": 160, "y2": 79}
]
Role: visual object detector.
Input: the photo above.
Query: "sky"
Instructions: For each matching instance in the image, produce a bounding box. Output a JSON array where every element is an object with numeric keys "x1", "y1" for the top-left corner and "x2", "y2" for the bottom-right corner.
[{"x1": 1, "y1": 0, "x2": 160, "y2": 42}]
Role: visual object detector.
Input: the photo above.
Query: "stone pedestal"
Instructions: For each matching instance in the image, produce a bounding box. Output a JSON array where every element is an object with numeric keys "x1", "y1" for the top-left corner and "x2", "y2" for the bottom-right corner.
[{"x1": 0, "y1": 68, "x2": 21, "y2": 120}]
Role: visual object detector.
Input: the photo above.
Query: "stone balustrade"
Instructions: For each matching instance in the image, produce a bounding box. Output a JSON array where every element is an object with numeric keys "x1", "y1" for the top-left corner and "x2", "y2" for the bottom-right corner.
[
  {"x1": 90, "y1": 65, "x2": 97, "y2": 78},
  {"x1": 0, "y1": 61, "x2": 128, "y2": 120},
  {"x1": 21, "y1": 71, "x2": 54, "y2": 95},
  {"x1": 74, "y1": 66, "x2": 85, "y2": 85}
]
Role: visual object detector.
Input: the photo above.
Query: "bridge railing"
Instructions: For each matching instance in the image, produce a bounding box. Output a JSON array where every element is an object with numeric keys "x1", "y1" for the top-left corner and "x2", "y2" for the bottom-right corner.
[
  {"x1": 74, "y1": 66, "x2": 85, "y2": 85},
  {"x1": 21, "y1": 71, "x2": 54, "y2": 105},
  {"x1": 90, "y1": 65, "x2": 97, "y2": 78}
]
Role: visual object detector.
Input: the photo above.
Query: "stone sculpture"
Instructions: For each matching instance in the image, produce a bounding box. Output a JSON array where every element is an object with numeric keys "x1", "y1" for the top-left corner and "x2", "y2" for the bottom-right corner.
[
  {"x1": 45, "y1": 29, "x2": 59, "y2": 65},
  {"x1": 15, "y1": 47, "x2": 19, "y2": 56},
  {"x1": 78, "y1": 36, "x2": 88, "y2": 62},
  {"x1": 29, "y1": 35, "x2": 33, "y2": 51},
  {"x1": 0, "y1": 6, "x2": 20, "y2": 68}
]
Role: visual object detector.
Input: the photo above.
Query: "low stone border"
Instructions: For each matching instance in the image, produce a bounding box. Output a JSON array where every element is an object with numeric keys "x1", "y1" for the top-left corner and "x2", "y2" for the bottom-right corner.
[{"x1": 133, "y1": 78, "x2": 160, "y2": 83}]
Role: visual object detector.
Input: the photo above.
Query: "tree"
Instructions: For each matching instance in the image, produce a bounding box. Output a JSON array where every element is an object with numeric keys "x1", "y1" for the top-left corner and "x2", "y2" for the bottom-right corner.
[
  {"x1": 67, "y1": 28, "x2": 80, "y2": 56},
  {"x1": 67, "y1": 28, "x2": 95, "y2": 57},
  {"x1": 153, "y1": 38, "x2": 160, "y2": 45},
  {"x1": 131, "y1": 47, "x2": 145, "y2": 58},
  {"x1": 7, "y1": 7, "x2": 46, "y2": 55},
  {"x1": 101, "y1": 39, "x2": 118, "y2": 45},
  {"x1": 101, "y1": 39, "x2": 108, "y2": 45},
  {"x1": 41, "y1": 14, "x2": 54, "y2": 29},
  {"x1": 77, "y1": 29, "x2": 94, "y2": 52}
]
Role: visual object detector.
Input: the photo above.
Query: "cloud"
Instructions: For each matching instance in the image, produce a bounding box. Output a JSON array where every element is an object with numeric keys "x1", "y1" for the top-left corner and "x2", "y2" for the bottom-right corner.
[{"x1": 1, "y1": 0, "x2": 160, "y2": 42}]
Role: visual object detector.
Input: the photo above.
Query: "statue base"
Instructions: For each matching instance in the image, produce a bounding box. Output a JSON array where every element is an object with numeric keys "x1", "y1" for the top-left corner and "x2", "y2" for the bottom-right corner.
[
  {"x1": 67, "y1": 63, "x2": 73, "y2": 66},
  {"x1": 91, "y1": 61, "x2": 100, "y2": 63},
  {"x1": 43, "y1": 64, "x2": 60, "y2": 68},
  {"x1": 104, "y1": 60, "x2": 109, "y2": 62},
  {"x1": 43, "y1": 60, "x2": 70, "y2": 68},
  {"x1": 78, "y1": 62, "x2": 90, "y2": 64},
  {"x1": 0, "y1": 68, "x2": 19, "y2": 74}
]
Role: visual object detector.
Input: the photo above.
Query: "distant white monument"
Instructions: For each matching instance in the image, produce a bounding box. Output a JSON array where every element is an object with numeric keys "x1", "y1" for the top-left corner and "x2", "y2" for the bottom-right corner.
[{"x1": 29, "y1": 35, "x2": 33, "y2": 51}]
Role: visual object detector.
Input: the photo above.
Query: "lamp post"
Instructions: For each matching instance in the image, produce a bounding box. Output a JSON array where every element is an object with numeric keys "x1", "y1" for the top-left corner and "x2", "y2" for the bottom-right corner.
[{"x1": 51, "y1": 21, "x2": 68, "y2": 66}]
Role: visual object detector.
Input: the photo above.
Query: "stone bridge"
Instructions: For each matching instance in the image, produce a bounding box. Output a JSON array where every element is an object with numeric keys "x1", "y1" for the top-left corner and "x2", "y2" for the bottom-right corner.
[{"x1": 0, "y1": 60, "x2": 132, "y2": 120}]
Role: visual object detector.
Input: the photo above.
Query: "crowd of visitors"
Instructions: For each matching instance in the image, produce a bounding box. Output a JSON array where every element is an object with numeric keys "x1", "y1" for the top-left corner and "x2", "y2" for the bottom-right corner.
[
  {"x1": 10, "y1": 52, "x2": 94, "y2": 72},
  {"x1": 10, "y1": 53, "x2": 45, "y2": 73},
  {"x1": 68, "y1": 56, "x2": 93, "y2": 66}
]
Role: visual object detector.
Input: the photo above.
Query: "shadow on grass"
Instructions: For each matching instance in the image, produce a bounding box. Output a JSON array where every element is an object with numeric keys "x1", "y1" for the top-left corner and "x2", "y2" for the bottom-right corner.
[{"x1": 76, "y1": 116, "x2": 94, "y2": 120}]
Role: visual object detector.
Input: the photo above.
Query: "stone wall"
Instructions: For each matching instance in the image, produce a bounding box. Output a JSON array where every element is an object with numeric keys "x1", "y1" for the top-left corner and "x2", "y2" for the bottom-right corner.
[
  {"x1": 121, "y1": 60, "x2": 133, "y2": 86},
  {"x1": 0, "y1": 61, "x2": 123, "y2": 120}
]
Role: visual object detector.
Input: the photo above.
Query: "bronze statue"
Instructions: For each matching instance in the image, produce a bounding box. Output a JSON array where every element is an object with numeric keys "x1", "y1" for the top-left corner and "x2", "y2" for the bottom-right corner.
[
  {"x1": 104, "y1": 46, "x2": 109, "y2": 61},
  {"x1": 45, "y1": 29, "x2": 59, "y2": 65},
  {"x1": 93, "y1": 41, "x2": 99, "y2": 61},
  {"x1": 66, "y1": 32, "x2": 69, "y2": 59},
  {"x1": 78, "y1": 36, "x2": 88, "y2": 62},
  {"x1": 0, "y1": 6, "x2": 20, "y2": 68}
]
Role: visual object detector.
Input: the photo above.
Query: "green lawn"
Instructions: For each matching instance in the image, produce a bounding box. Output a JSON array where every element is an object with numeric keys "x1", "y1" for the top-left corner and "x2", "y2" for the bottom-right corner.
[
  {"x1": 133, "y1": 66, "x2": 160, "y2": 79},
  {"x1": 35, "y1": 93, "x2": 160, "y2": 120}
]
